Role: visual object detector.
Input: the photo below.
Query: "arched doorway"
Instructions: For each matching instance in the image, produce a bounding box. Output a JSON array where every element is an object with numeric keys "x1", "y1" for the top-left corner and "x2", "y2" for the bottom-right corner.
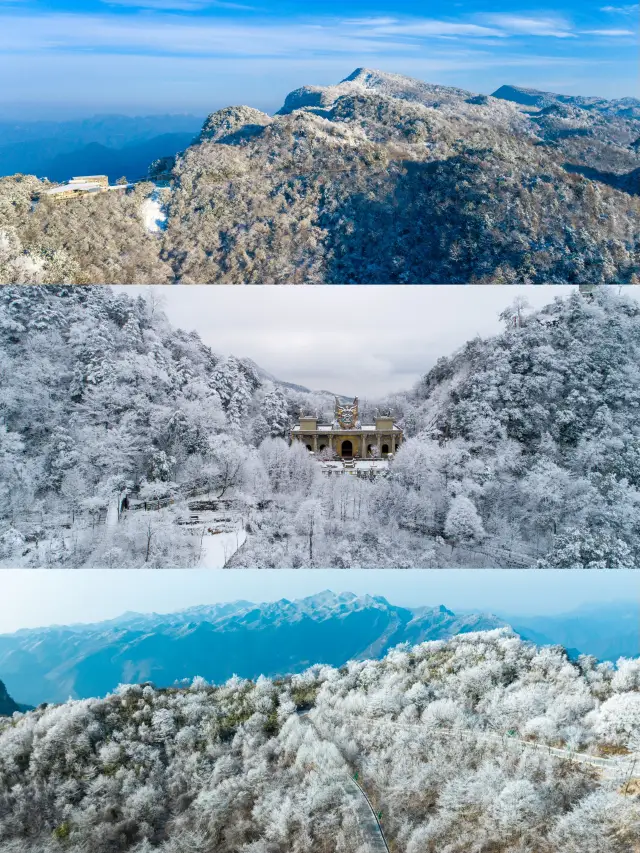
[
  {"x1": 381, "y1": 443, "x2": 389, "y2": 456},
  {"x1": 306, "y1": 444, "x2": 312, "y2": 451},
  {"x1": 367, "y1": 444, "x2": 373, "y2": 457},
  {"x1": 341, "y1": 440, "x2": 353, "y2": 459}
]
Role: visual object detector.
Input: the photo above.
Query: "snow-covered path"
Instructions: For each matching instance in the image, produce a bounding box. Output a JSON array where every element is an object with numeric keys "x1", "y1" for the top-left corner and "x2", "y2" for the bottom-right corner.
[
  {"x1": 106, "y1": 500, "x2": 119, "y2": 528},
  {"x1": 141, "y1": 191, "x2": 167, "y2": 233},
  {"x1": 300, "y1": 712, "x2": 390, "y2": 853},
  {"x1": 198, "y1": 526, "x2": 247, "y2": 569}
]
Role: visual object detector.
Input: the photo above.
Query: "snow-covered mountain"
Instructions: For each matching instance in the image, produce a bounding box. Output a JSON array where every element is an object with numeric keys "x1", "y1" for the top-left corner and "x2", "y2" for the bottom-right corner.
[
  {"x1": 0, "y1": 630, "x2": 637, "y2": 853},
  {"x1": 0, "y1": 592, "x2": 506, "y2": 705},
  {"x1": 2, "y1": 68, "x2": 639, "y2": 283},
  {"x1": 2, "y1": 591, "x2": 637, "y2": 707}
]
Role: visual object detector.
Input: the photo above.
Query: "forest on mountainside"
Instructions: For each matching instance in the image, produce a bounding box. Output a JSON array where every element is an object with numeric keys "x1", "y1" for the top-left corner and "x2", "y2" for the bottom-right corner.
[
  {"x1": 0, "y1": 285, "x2": 639, "y2": 568},
  {"x1": 0, "y1": 631, "x2": 638, "y2": 853},
  {"x1": 232, "y1": 287, "x2": 640, "y2": 568},
  {"x1": 1, "y1": 68, "x2": 639, "y2": 284}
]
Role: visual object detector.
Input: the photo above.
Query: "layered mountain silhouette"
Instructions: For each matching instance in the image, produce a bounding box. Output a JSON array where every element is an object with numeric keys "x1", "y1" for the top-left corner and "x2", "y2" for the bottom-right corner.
[
  {"x1": 492, "y1": 84, "x2": 640, "y2": 117},
  {"x1": 0, "y1": 114, "x2": 202, "y2": 182},
  {"x1": 0, "y1": 593, "x2": 505, "y2": 705},
  {"x1": 501, "y1": 601, "x2": 640, "y2": 664},
  {"x1": 1, "y1": 592, "x2": 636, "y2": 707}
]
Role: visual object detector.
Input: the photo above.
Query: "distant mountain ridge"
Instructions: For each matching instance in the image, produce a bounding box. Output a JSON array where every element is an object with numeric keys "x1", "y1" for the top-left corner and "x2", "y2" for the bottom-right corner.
[
  {"x1": 1, "y1": 592, "x2": 636, "y2": 708},
  {"x1": 0, "y1": 593, "x2": 507, "y2": 706},
  {"x1": 0, "y1": 113, "x2": 203, "y2": 182},
  {"x1": 492, "y1": 84, "x2": 640, "y2": 117},
  {"x1": 502, "y1": 601, "x2": 640, "y2": 664}
]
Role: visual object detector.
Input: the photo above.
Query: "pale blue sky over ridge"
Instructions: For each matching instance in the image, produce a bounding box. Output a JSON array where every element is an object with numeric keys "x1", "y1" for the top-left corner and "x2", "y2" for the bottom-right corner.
[{"x1": 0, "y1": 0, "x2": 637, "y2": 118}]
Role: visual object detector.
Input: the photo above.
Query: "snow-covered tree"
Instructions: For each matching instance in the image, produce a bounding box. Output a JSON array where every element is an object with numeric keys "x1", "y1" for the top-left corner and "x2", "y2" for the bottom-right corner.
[{"x1": 444, "y1": 495, "x2": 485, "y2": 544}]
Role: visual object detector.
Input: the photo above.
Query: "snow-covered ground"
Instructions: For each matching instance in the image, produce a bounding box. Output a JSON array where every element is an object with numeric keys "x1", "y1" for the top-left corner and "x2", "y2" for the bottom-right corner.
[
  {"x1": 198, "y1": 525, "x2": 247, "y2": 569},
  {"x1": 141, "y1": 190, "x2": 167, "y2": 233}
]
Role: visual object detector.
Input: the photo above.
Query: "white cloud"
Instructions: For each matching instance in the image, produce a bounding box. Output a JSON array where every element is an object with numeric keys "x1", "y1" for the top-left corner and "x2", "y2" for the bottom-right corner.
[
  {"x1": 343, "y1": 17, "x2": 399, "y2": 26},
  {"x1": 0, "y1": 10, "x2": 594, "y2": 63},
  {"x1": 600, "y1": 4, "x2": 639, "y2": 12},
  {"x1": 481, "y1": 14, "x2": 576, "y2": 38},
  {"x1": 357, "y1": 19, "x2": 507, "y2": 38},
  {"x1": 0, "y1": 14, "x2": 423, "y2": 56},
  {"x1": 581, "y1": 27, "x2": 636, "y2": 35}
]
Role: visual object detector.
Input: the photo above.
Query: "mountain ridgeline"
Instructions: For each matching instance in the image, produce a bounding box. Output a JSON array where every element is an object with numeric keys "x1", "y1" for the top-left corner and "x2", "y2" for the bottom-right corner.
[
  {"x1": 1, "y1": 68, "x2": 639, "y2": 284},
  {"x1": 1, "y1": 591, "x2": 637, "y2": 708},
  {"x1": 0, "y1": 593, "x2": 507, "y2": 705}
]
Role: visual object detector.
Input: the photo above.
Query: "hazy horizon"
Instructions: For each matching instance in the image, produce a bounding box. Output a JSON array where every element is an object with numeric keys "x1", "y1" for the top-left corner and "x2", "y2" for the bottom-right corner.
[
  {"x1": 0, "y1": 0, "x2": 637, "y2": 120},
  {"x1": 1, "y1": 65, "x2": 638, "y2": 122},
  {"x1": 1, "y1": 569, "x2": 637, "y2": 634}
]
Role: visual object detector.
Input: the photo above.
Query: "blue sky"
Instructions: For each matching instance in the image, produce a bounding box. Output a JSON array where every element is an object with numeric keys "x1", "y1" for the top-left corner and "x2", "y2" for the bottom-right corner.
[
  {"x1": 0, "y1": 570, "x2": 637, "y2": 632},
  {"x1": 0, "y1": 0, "x2": 637, "y2": 119}
]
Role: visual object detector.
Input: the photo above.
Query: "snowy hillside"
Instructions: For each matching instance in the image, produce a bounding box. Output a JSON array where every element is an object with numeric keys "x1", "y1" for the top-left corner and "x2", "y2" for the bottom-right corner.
[
  {"x1": 0, "y1": 286, "x2": 333, "y2": 568},
  {"x1": 1, "y1": 286, "x2": 639, "y2": 568},
  {"x1": 1, "y1": 68, "x2": 639, "y2": 283},
  {"x1": 0, "y1": 632, "x2": 637, "y2": 853}
]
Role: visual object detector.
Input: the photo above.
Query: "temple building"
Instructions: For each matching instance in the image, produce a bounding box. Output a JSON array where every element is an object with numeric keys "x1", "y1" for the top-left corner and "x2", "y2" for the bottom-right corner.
[
  {"x1": 42, "y1": 175, "x2": 132, "y2": 202},
  {"x1": 290, "y1": 397, "x2": 403, "y2": 460}
]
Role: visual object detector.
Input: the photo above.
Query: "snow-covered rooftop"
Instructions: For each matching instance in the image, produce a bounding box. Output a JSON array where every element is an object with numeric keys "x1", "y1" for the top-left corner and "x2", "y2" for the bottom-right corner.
[{"x1": 44, "y1": 183, "x2": 103, "y2": 194}]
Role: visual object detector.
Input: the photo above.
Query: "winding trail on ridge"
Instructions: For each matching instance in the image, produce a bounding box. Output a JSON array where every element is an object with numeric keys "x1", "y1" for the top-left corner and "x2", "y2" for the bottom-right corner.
[
  {"x1": 297, "y1": 711, "x2": 637, "y2": 852},
  {"x1": 299, "y1": 712, "x2": 390, "y2": 853}
]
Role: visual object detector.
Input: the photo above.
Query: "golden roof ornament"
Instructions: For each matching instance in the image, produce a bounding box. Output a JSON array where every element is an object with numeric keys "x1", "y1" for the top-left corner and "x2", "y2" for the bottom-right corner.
[{"x1": 334, "y1": 396, "x2": 360, "y2": 430}]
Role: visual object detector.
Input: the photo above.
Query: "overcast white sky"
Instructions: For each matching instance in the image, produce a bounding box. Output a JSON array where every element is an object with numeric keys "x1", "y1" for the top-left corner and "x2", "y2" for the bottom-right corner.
[
  {"x1": 0, "y1": 570, "x2": 637, "y2": 633},
  {"x1": 115, "y1": 285, "x2": 579, "y2": 397}
]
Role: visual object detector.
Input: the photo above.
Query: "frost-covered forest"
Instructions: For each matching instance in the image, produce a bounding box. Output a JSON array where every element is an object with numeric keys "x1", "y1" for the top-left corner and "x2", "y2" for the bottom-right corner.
[
  {"x1": 0, "y1": 631, "x2": 638, "y2": 853},
  {"x1": 1, "y1": 285, "x2": 640, "y2": 568},
  {"x1": 1, "y1": 68, "x2": 639, "y2": 284}
]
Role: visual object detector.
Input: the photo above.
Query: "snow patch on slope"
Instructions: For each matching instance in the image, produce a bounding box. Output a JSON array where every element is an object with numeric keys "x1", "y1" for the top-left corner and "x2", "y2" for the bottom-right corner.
[{"x1": 141, "y1": 191, "x2": 167, "y2": 233}]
